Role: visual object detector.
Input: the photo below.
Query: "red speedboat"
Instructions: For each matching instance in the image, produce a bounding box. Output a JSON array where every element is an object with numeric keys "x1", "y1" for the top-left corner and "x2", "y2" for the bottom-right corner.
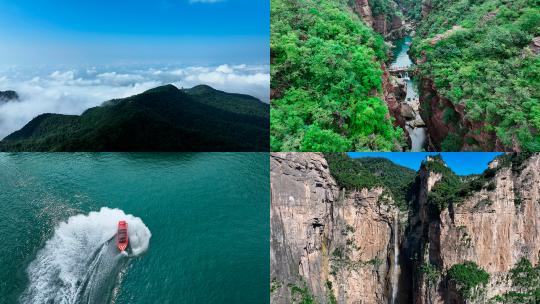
[{"x1": 116, "y1": 221, "x2": 129, "y2": 252}]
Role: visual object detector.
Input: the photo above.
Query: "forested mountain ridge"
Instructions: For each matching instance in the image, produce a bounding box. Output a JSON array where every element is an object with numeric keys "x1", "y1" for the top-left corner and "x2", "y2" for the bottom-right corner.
[
  {"x1": 0, "y1": 84, "x2": 269, "y2": 151},
  {"x1": 324, "y1": 153, "x2": 416, "y2": 208}
]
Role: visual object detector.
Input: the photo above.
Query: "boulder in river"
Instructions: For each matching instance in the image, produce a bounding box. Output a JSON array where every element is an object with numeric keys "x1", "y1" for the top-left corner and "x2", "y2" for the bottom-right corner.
[
  {"x1": 400, "y1": 103, "x2": 415, "y2": 119},
  {"x1": 407, "y1": 117, "x2": 426, "y2": 128}
]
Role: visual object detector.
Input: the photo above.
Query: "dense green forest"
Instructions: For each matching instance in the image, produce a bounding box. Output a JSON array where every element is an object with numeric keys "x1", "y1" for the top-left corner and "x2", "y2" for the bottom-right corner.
[
  {"x1": 410, "y1": 0, "x2": 540, "y2": 151},
  {"x1": 271, "y1": 0, "x2": 405, "y2": 152},
  {"x1": 0, "y1": 85, "x2": 269, "y2": 152},
  {"x1": 271, "y1": 0, "x2": 540, "y2": 152},
  {"x1": 325, "y1": 153, "x2": 416, "y2": 208},
  {"x1": 396, "y1": 0, "x2": 422, "y2": 20}
]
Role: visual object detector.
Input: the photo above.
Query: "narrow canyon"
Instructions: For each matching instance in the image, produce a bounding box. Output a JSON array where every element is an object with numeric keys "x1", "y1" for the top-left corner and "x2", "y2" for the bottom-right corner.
[{"x1": 270, "y1": 152, "x2": 540, "y2": 303}]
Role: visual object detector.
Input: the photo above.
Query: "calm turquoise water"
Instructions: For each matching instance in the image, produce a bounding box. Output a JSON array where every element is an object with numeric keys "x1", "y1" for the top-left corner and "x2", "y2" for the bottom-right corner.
[
  {"x1": 391, "y1": 36, "x2": 413, "y2": 68},
  {"x1": 0, "y1": 153, "x2": 269, "y2": 304}
]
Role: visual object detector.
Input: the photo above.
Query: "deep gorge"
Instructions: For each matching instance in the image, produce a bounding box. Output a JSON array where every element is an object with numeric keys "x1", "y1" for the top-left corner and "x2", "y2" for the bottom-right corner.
[
  {"x1": 350, "y1": 0, "x2": 454, "y2": 152},
  {"x1": 270, "y1": 0, "x2": 540, "y2": 152},
  {"x1": 270, "y1": 152, "x2": 540, "y2": 303}
]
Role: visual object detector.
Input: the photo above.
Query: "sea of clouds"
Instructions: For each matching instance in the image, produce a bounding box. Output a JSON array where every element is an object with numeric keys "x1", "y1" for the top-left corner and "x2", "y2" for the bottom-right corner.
[{"x1": 0, "y1": 64, "x2": 269, "y2": 139}]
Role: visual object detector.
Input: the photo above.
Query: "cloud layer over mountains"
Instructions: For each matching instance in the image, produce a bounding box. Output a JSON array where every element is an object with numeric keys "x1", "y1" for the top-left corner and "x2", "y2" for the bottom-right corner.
[{"x1": 0, "y1": 64, "x2": 269, "y2": 139}]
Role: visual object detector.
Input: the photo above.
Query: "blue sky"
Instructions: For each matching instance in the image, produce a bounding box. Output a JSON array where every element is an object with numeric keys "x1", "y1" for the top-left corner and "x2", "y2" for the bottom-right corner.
[
  {"x1": 0, "y1": 0, "x2": 269, "y2": 66},
  {"x1": 348, "y1": 152, "x2": 503, "y2": 175}
]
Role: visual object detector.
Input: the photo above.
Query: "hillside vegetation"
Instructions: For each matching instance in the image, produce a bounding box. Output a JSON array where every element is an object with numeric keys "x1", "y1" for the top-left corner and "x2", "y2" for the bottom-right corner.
[
  {"x1": 271, "y1": 0, "x2": 405, "y2": 152},
  {"x1": 326, "y1": 153, "x2": 537, "y2": 216},
  {"x1": 411, "y1": 0, "x2": 540, "y2": 151},
  {"x1": 325, "y1": 153, "x2": 416, "y2": 208},
  {"x1": 0, "y1": 85, "x2": 269, "y2": 151}
]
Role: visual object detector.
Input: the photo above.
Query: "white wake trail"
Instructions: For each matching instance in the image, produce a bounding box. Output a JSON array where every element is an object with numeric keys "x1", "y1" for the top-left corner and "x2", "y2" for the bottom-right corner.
[{"x1": 20, "y1": 207, "x2": 151, "y2": 304}]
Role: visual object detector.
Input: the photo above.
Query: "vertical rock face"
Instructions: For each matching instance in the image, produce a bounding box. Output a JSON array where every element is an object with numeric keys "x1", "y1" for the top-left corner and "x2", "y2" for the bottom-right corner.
[
  {"x1": 272, "y1": 153, "x2": 540, "y2": 304},
  {"x1": 373, "y1": 15, "x2": 405, "y2": 38},
  {"x1": 270, "y1": 152, "x2": 338, "y2": 304},
  {"x1": 373, "y1": 15, "x2": 388, "y2": 35},
  {"x1": 405, "y1": 166, "x2": 443, "y2": 304},
  {"x1": 382, "y1": 63, "x2": 409, "y2": 147},
  {"x1": 419, "y1": 78, "x2": 511, "y2": 151},
  {"x1": 434, "y1": 155, "x2": 540, "y2": 302},
  {"x1": 408, "y1": 155, "x2": 540, "y2": 303},
  {"x1": 270, "y1": 153, "x2": 400, "y2": 304},
  {"x1": 351, "y1": 0, "x2": 374, "y2": 27},
  {"x1": 350, "y1": 0, "x2": 405, "y2": 39},
  {"x1": 418, "y1": 78, "x2": 458, "y2": 150}
]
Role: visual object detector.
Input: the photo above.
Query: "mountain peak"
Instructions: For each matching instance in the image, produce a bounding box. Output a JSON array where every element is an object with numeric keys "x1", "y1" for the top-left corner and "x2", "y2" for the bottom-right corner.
[
  {"x1": 142, "y1": 84, "x2": 180, "y2": 94},
  {"x1": 0, "y1": 90, "x2": 19, "y2": 102},
  {"x1": 185, "y1": 84, "x2": 217, "y2": 94}
]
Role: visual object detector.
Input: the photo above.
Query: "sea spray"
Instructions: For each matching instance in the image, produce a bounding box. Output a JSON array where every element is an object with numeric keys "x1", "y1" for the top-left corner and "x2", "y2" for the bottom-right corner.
[{"x1": 20, "y1": 207, "x2": 151, "y2": 304}]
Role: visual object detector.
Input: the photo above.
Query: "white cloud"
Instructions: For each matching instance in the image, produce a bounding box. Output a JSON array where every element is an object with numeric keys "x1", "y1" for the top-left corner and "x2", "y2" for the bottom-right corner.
[
  {"x1": 216, "y1": 64, "x2": 233, "y2": 74},
  {"x1": 97, "y1": 72, "x2": 145, "y2": 85},
  {"x1": 0, "y1": 64, "x2": 269, "y2": 139},
  {"x1": 50, "y1": 70, "x2": 75, "y2": 82}
]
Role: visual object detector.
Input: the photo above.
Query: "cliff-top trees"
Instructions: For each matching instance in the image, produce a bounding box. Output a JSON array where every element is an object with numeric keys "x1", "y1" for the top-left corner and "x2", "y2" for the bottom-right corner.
[
  {"x1": 324, "y1": 153, "x2": 416, "y2": 208},
  {"x1": 271, "y1": 0, "x2": 405, "y2": 152}
]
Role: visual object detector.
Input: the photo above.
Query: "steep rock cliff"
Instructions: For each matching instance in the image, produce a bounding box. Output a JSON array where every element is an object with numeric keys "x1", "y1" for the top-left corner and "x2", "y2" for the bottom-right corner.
[
  {"x1": 419, "y1": 78, "x2": 511, "y2": 151},
  {"x1": 382, "y1": 63, "x2": 410, "y2": 148},
  {"x1": 350, "y1": 0, "x2": 406, "y2": 39},
  {"x1": 352, "y1": 0, "x2": 374, "y2": 27},
  {"x1": 414, "y1": 154, "x2": 540, "y2": 303},
  {"x1": 271, "y1": 153, "x2": 402, "y2": 304},
  {"x1": 272, "y1": 153, "x2": 540, "y2": 304}
]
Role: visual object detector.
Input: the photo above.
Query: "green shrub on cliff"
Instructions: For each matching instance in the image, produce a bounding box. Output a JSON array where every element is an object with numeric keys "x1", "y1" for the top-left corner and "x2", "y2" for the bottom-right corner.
[
  {"x1": 396, "y1": 0, "x2": 422, "y2": 20},
  {"x1": 368, "y1": 0, "x2": 394, "y2": 17},
  {"x1": 271, "y1": 0, "x2": 405, "y2": 152},
  {"x1": 410, "y1": 0, "x2": 540, "y2": 151},
  {"x1": 420, "y1": 262, "x2": 441, "y2": 287},
  {"x1": 289, "y1": 282, "x2": 315, "y2": 304},
  {"x1": 496, "y1": 152, "x2": 536, "y2": 172},
  {"x1": 493, "y1": 258, "x2": 540, "y2": 303},
  {"x1": 447, "y1": 261, "x2": 490, "y2": 300},
  {"x1": 422, "y1": 155, "x2": 462, "y2": 213},
  {"x1": 326, "y1": 281, "x2": 338, "y2": 304}
]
